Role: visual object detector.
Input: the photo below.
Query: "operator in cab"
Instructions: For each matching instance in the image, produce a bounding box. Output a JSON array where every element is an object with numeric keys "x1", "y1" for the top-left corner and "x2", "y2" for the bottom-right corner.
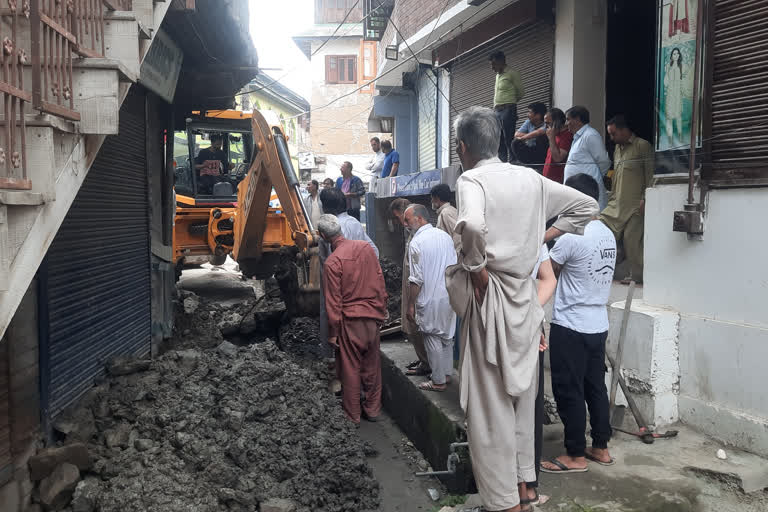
[{"x1": 195, "y1": 134, "x2": 234, "y2": 194}]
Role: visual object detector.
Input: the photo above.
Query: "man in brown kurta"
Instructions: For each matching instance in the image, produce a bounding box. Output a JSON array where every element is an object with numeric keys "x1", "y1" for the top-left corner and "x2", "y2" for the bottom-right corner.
[
  {"x1": 600, "y1": 115, "x2": 654, "y2": 283},
  {"x1": 447, "y1": 107, "x2": 598, "y2": 511},
  {"x1": 320, "y1": 214, "x2": 388, "y2": 424}
]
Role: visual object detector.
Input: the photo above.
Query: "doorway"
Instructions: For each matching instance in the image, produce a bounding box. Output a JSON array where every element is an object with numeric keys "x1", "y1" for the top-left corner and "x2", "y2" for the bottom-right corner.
[{"x1": 605, "y1": 0, "x2": 657, "y2": 147}]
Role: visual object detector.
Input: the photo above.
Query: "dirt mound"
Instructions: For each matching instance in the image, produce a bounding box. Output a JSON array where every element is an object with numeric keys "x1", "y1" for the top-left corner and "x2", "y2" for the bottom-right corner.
[
  {"x1": 278, "y1": 317, "x2": 332, "y2": 360},
  {"x1": 57, "y1": 340, "x2": 379, "y2": 512},
  {"x1": 379, "y1": 257, "x2": 402, "y2": 324}
]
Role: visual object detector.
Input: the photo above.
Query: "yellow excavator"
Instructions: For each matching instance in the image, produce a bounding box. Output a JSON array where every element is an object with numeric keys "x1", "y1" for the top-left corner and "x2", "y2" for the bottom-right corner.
[{"x1": 173, "y1": 109, "x2": 319, "y2": 316}]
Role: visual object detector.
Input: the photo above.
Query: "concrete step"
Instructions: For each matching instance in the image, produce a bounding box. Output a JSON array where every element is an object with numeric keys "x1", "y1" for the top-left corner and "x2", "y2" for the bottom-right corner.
[
  {"x1": 71, "y1": 58, "x2": 137, "y2": 134},
  {"x1": 380, "y1": 338, "x2": 472, "y2": 493}
]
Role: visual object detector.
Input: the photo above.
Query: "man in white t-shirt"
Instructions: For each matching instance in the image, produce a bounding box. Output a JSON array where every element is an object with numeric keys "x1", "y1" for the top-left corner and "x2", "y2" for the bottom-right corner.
[
  {"x1": 541, "y1": 173, "x2": 617, "y2": 475},
  {"x1": 365, "y1": 137, "x2": 386, "y2": 177}
]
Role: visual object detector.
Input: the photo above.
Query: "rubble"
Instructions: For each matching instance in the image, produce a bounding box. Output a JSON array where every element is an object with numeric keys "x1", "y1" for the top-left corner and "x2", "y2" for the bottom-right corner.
[
  {"x1": 29, "y1": 443, "x2": 92, "y2": 480},
  {"x1": 39, "y1": 462, "x2": 80, "y2": 511},
  {"x1": 278, "y1": 317, "x2": 331, "y2": 360},
  {"x1": 379, "y1": 257, "x2": 402, "y2": 324},
  {"x1": 42, "y1": 339, "x2": 378, "y2": 511}
]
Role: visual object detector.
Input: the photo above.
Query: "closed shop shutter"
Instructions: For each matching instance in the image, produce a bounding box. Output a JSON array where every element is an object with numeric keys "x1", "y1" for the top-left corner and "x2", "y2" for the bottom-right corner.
[
  {"x1": 0, "y1": 340, "x2": 10, "y2": 484},
  {"x1": 708, "y1": 0, "x2": 768, "y2": 181},
  {"x1": 448, "y1": 20, "x2": 555, "y2": 163},
  {"x1": 417, "y1": 67, "x2": 438, "y2": 171},
  {"x1": 44, "y1": 87, "x2": 150, "y2": 417}
]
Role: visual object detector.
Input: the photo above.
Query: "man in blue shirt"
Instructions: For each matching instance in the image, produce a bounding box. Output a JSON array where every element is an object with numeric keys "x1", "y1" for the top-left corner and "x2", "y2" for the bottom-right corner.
[
  {"x1": 380, "y1": 140, "x2": 400, "y2": 178},
  {"x1": 563, "y1": 106, "x2": 611, "y2": 210},
  {"x1": 512, "y1": 102, "x2": 549, "y2": 167}
]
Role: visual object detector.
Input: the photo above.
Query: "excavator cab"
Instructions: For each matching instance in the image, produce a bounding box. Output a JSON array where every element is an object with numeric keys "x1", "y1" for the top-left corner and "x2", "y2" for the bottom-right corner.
[{"x1": 172, "y1": 109, "x2": 320, "y2": 317}]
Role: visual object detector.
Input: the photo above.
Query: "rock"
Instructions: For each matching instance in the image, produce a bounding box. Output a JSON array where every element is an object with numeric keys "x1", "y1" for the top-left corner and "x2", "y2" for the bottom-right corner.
[
  {"x1": 239, "y1": 313, "x2": 258, "y2": 334},
  {"x1": 717, "y1": 448, "x2": 727, "y2": 460},
  {"x1": 417, "y1": 458, "x2": 430, "y2": 471},
  {"x1": 217, "y1": 341, "x2": 239, "y2": 358},
  {"x1": 217, "y1": 311, "x2": 243, "y2": 336},
  {"x1": 103, "y1": 424, "x2": 131, "y2": 449},
  {"x1": 134, "y1": 439, "x2": 153, "y2": 452},
  {"x1": 175, "y1": 349, "x2": 200, "y2": 372},
  {"x1": 29, "y1": 443, "x2": 93, "y2": 481},
  {"x1": 183, "y1": 296, "x2": 200, "y2": 314},
  {"x1": 39, "y1": 463, "x2": 80, "y2": 511},
  {"x1": 261, "y1": 498, "x2": 297, "y2": 512},
  {"x1": 107, "y1": 357, "x2": 151, "y2": 377},
  {"x1": 428, "y1": 488, "x2": 440, "y2": 501},
  {"x1": 52, "y1": 409, "x2": 97, "y2": 443},
  {"x1": 71, "y1": 477, "x2": 100, "y2": 512}
]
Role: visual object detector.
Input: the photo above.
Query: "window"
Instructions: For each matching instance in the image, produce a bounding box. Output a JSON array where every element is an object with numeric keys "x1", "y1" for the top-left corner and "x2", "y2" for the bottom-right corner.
[
  {"x1": 325, "y1": 55, "x2": 357, "y2": 84},
  {"x1": 358, "y1": 40, "x2": 377, "y2": 93}
]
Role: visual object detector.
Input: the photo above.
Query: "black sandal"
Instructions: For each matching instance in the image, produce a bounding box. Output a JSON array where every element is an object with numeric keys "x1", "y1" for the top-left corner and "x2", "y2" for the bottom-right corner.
[
  {"x1": 406, "y1": 360, "x2": 421, "y2": 370},
  {"x1": 405, "y1": 365, "x2": 431, "y2": 376}
]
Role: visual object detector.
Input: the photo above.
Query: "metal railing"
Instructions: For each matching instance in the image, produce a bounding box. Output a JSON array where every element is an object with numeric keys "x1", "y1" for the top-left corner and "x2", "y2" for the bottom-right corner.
[{"x1": 0, "y1": 0, "x2": 132, "y2": 190}]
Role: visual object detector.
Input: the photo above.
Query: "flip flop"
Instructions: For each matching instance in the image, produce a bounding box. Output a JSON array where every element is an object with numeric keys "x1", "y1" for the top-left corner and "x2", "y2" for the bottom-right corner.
[
  {"x1": 418, "y1": 381, "x2": 446, "y2": 392},
  {"x1": 406, "y1": 360, "x2": 421, "y2": 370},
  {"x1": 540, "y1": 458, "x2": 588, "y2": 474},
  {"x1": 585, "y1": 452, "x2": 616, "y2": 466}
]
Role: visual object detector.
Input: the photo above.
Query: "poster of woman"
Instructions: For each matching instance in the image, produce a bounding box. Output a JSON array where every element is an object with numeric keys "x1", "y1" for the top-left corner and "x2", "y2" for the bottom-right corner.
[{"x1": 656, "y1": 0, "x2": 701, "y2": 152}]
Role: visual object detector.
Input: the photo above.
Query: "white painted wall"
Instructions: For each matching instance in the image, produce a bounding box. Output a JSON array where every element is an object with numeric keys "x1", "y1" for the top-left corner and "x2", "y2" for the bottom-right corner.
[
  {"x1": 644, "y1": 184, "x2": 768, "y2": 456},
  {"x1": 554, "y1": 0, "x2": 607, "y2": 134},
  {"x1": 645, "y1": 185, "x2": 768, "y2": 328}
]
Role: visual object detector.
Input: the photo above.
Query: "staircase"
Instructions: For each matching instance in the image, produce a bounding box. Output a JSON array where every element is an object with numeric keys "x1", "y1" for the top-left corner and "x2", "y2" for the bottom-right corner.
[{"x1": 0, "y1": 0, "x2": 173, "y2": 340}]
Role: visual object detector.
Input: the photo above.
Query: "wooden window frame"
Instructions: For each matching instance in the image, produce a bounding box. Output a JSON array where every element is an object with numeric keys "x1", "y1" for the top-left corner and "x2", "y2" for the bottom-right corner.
[
  {"x1": 358, "y1": 40, "x2": 377, "y2": 93},
  {"x1": 325, "y1": 55, "x2": 357, "y2": 84}
]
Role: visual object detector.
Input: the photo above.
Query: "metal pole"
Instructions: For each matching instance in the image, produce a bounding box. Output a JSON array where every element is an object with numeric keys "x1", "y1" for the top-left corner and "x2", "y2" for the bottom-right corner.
[{"x1": 688, "y1": 0, "x2": 706, "y2": 205}]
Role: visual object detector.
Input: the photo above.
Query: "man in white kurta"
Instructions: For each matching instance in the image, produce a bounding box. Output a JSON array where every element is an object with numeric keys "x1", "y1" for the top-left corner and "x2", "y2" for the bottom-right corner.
[
  {"x1": 447, "y1": 107, "x2": 598, "y2": 511},
  {"x1": 404, "y1": 204, "x2": 457, "y2": 391}
]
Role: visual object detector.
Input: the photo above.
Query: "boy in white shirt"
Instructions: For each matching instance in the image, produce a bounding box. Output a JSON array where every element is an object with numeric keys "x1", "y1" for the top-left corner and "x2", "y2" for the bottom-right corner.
[{"x1": 541, "y1": 173, "x2": 617, "y2": 474}]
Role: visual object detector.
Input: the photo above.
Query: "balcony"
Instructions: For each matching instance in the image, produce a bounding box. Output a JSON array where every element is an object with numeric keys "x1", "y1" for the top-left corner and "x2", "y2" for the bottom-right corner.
[{"x1": 0, "y1": 0, "x2": 132, "y2": 191}]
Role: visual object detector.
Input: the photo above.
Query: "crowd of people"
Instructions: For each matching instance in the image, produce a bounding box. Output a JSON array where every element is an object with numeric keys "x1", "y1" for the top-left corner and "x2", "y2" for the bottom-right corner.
[
  {"x1": 305, "y1": 49, "x2": 657, "y2": 512},
  {"x1": 490, "y1": 50, "x2": 654, "y2": 283}
]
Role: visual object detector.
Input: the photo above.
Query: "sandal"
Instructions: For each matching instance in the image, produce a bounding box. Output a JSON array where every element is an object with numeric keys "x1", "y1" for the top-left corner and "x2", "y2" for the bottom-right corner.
[
  {"x1": 418, "y1": 381, "x2": 446, "y2": 392},
  {"x1": 406, "y1": 363, "x2": 431, "y2": 376},
  {"x1": 540, "y1": 457, "x2": 588, "y2": 474},
  {"x1": 406, "y1": 360, "x2": 421, "y2": 370}
]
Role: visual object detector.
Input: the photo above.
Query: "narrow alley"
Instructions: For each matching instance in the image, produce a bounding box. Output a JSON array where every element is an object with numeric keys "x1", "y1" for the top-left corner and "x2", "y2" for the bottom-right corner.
[{"x1": 1, "y1": 0, "x2": 767, "y2": 511}]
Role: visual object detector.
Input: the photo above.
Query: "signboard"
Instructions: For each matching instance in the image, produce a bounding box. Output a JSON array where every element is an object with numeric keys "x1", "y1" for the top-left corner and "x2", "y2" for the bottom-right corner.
[
  {"x1": 364, "y1": 0, "x2": 393, "y2": 42},
  {"x1": 390, "y1": 170, "x2": 441, "y2": 197},
  {"x1": 655, "y1": 0, "x2": 702, "y2": 152},
  {"x1": 139, "y1": 29, "x2": 183, "y2": 103}
]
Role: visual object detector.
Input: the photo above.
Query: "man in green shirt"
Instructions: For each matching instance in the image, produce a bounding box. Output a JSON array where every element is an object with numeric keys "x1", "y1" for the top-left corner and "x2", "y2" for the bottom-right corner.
[
  {"x1": 600, "y1": 115, "x2": 655, "y2": 284},
  {"x1": 490, "y1": 51, "x2": 525, "y2": 163}
]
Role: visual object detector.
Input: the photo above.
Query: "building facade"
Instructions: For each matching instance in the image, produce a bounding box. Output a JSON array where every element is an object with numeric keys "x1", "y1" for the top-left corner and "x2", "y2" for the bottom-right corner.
[
  {"x1": 236, "y1": 75, "x2": 311, "y2": 176},
  {"x1": 293, "y1": 0, "x2": 385, "y2": 185},
  {"x1": 0, "y1": 2, "x2": 258, "y2": 510},
  {"x1": 369, "y1": 0, "x2": 768, "y2": 458}
]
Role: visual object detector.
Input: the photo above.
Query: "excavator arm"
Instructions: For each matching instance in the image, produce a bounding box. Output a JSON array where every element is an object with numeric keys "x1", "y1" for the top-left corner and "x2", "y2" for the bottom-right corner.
[{"x1": 233, "y1": 109, "x2": 320, "y2": 317}]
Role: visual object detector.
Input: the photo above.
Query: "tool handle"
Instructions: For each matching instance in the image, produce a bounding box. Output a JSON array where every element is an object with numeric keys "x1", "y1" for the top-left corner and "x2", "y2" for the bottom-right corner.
[{"x1": 609, "y1": 282, "x2": 636, "y2": 409}]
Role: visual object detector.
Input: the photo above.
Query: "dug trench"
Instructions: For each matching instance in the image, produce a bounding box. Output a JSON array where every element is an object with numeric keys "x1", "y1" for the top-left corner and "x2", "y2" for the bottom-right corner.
[{"x1": 29, "y1": 274, "x2": 382, "y2": 512}]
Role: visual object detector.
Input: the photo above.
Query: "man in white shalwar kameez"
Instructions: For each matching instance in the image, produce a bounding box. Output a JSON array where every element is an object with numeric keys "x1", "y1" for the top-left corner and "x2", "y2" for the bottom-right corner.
[
  {"x1": 404, "y1": 204, "x2": 457, "y2": 391},
  {"x1": 446, "y1": 107, "x2": 598, "y2": 512}
]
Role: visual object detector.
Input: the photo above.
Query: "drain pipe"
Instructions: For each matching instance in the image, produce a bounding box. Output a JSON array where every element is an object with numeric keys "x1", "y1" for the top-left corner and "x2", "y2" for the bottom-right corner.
[{"x1": 674, "y1": 0, "x2": 705, "y2": 235}]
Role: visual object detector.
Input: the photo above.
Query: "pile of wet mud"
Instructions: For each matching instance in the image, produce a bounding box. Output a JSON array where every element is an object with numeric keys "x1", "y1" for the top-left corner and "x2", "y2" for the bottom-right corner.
[
  {"x1": 379, "y1": 257, "x2": 402, "y2": 324},
  {"x1": 50, "y1": 338, "x2": 380, "y2": 512}
]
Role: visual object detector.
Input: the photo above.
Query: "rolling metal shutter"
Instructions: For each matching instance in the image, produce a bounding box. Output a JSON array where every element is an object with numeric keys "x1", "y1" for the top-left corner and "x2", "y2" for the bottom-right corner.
[
  {"x1": 709, "y1": 0, "x2": 768, "y2": 180},
  {"x1": 44, "y1": 87, "x2": 150, "y2": 417},
  {"x1": 448, "y1": 20, "x2": 555, "y2": 163},
  {"x1": 417, "y1": 67, "x2": 438, "y2": 171}
]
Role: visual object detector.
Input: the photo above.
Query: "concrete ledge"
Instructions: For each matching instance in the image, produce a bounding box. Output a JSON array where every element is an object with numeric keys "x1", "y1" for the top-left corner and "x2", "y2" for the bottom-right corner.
[
  {"x1": 679, "y1": 395, "x2": 768, "y2": 469},
  {"x1": 380, "y1": 339, "x2": 473, "y2": 493}
]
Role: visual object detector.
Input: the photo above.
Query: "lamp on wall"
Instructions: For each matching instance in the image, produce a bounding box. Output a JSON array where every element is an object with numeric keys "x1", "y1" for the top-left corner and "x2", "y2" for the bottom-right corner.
[{"x1": 385, "y1": 45, "x2": 399, "y2": 61}]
